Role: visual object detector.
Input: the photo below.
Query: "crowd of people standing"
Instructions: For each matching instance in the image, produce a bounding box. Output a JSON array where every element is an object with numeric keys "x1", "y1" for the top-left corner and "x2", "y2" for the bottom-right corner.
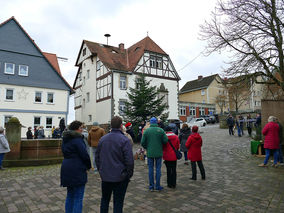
[{"x1": 59, "y1": 116, "x2": 205, "y2": 212}]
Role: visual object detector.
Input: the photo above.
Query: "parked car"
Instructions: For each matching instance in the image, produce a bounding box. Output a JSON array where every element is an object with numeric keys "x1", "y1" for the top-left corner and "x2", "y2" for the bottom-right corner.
[
  {"x1": 187, "y1": 118, "x2": 206, "y2": 128},
  {"x1": 209, "y1": 116, "x2": 216, "y2": 124}
]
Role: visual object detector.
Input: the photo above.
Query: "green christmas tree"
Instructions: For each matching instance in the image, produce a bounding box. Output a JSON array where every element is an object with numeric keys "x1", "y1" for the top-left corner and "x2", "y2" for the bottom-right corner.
[{"x1": 123, "y1": 75, "x2": 169, "y2": 125}]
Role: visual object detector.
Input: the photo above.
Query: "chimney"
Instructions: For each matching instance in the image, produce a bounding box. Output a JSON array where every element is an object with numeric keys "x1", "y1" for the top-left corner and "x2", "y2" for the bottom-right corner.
[
  {"x1": 198, "y1": 75, "x2": 203, "y2": 80},
  {"x1": 119, "y1": 43, "x2": 124, "y2": 50}
]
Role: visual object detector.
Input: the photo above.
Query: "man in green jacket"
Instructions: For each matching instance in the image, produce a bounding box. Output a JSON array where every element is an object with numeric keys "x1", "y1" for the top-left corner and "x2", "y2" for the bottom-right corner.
[{"x1": 141, "y1": 117, "x2": 168, "y2": 191}]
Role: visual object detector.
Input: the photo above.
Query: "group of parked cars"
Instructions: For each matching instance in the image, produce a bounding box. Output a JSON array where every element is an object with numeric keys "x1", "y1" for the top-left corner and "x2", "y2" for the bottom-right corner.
[
  {"x1": 188, "y1": 114, "x2": 219, "y2": 128},
  {"x1": 168, "y1": 114, "x2": 219, "y2": 130}
]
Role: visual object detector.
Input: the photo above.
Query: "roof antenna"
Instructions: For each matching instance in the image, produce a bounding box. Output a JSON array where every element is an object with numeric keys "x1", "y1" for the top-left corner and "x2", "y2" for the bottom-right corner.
[
  {"x1": 104, "y1": 34, "x2": 111, "y2": 45},
  {"x1": 147, "y1": 31, "x2": 149, "y2": 36}
]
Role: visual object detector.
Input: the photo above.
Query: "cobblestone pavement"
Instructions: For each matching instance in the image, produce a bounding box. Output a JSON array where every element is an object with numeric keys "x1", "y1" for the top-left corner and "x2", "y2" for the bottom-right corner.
[{"x1": 1, "y1": 125, "x2": 284, "y2": 213}]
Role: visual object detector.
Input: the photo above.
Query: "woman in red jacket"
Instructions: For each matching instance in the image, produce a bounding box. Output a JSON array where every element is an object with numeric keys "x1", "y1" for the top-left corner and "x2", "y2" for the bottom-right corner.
[
  {"x1": 258, "y1": 116, "x2": 280, "y2": 167},
  {"x1": 163, "y1": 126, "x2": 180, "y2": 188},
  {"x1": 185, "y1": 125, "x2": 205, "y2": 180}
]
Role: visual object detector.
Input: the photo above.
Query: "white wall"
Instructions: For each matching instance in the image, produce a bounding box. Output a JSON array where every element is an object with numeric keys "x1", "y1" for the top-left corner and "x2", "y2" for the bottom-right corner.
[
  {"x1": 113, "y1": 72, "x2": 179, "y2": 120},
  {"x1": 74, "y1": 56, "x2": 97, "y2": 125},
  {"x1": 0, "y1": 84, "x2": 68, "y2": 111},
  {"x1": 0, "y1": 112, "x2": 66, "y2": 138},
  {"x1": 0, "y1": 84, "x2": 68, "y2": 137}
]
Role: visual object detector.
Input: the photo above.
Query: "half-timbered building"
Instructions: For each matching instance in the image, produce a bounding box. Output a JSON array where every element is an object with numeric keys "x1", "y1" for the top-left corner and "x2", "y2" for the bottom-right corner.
[{"x1": 73, "y1": 36, "x2": 180, "y2": 125}]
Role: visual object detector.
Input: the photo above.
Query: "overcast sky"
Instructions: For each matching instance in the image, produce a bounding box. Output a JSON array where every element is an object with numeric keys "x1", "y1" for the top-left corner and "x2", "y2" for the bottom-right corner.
[{"x1": 1, "y1": 0, "x2": 227, "y2": 122}]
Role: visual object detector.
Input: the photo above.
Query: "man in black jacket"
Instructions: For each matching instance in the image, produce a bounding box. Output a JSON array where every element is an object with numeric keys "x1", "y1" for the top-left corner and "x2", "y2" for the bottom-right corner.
[
  {"x1": 227, "y1": 114, "x2": 235, "y2": 136},
  {"x1": 26, "y1": 127, "x2": 33, "y2": 139},
  {"x1": 96, "y1": 116, "x2": 134, "y2": 213}
]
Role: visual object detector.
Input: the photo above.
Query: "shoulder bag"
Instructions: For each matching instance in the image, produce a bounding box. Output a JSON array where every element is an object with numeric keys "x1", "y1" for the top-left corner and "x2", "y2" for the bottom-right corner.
[{"x1": 168, "y1": 139, "x2": 182, "y2": 160}]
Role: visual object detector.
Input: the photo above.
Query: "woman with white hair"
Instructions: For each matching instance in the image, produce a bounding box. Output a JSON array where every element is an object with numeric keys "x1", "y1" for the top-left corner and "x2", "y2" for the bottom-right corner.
[
  {"x1": 0, "y1": 126, "x2": 10, "y2": 170},
  {"x1": 258, "y1": 116, "x2": 280, "y2": 167}
]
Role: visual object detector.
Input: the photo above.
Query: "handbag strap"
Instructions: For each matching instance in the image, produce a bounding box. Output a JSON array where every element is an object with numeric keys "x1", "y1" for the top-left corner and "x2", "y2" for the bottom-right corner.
[{"x1": 168, "y1": 139, "x2": 177, "y2": 152}]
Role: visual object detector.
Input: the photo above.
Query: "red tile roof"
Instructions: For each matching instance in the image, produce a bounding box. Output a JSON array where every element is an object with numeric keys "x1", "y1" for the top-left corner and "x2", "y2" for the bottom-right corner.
[
  {"x1": 43, "y1": 52, "x2": 61, "y2": 75},
  {"x1": 77, "y1": 36, "x2": 168, "y2": 72}
]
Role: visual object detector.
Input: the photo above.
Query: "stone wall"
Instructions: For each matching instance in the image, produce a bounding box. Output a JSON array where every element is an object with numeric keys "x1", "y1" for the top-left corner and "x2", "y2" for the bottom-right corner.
[{"x1": 261, "y1": 100, "x2": 284, "y2": 132}]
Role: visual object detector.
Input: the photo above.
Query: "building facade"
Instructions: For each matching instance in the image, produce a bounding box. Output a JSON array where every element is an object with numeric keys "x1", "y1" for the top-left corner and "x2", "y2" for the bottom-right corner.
[
  {"x1": 178, "y1": 74, "x2": 226, "y2": 122},
  {"x1": 73, "y1": 37, "x2": 180, "y2": 125},
  {"x1": 0, "y1": 17, "x2": 73, "y2": 137}
]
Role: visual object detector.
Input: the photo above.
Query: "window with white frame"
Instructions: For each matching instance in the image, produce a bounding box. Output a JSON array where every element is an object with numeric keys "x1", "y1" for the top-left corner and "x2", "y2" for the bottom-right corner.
[
  {"x1": 119, "y1": 100, "x2": 126, "y2": 115},
  {"x1": 4, "y1": 63, "x2": 15, "y2": 75},
  {"x1": 190, "y1": 107, "x2": 196, "y2": 116},
  {"x1": 200, "y1": 107, "x2": 205, "y2": 116},
  {"x1": 179, "y1": 106, "x2": 186, "y2": 116},
  {"x1": 88, "y1": 115, "x2": 92, "y2": 122},
  {"x1": 34, "y1": 117, "x2": 41, "y2": 128},
  {"x1": 87, "y1": 70, "x2": 90, "y2": 79},
  {"x1": 120, "y1": 76, "x2": 126, "y2": 89},
  {"x1": 135, "y1": 78, "x2": 142, "y2": 89},
  {"x1": 149, "y1": 55, "x2": 163, "y2": 69},
  {"x1": 47, "y1": 93, "x2": 54, "y2": 103},
  {"x1": 156, "y1": 57, "x2": 162, "y2": 69},
  {"x1": 4, "y1": 116, "x2": 12, "y2": 126},
  {"x1": 201, "y1": 89, "x2": 205, "y2": 96},
  {"x1": 5, "y1": 89, "x2": 14, "y2": 100},
  {"x1": 35, "y1": 92, "x2": 42, "y2": 103},
  {"x1": 86, "y1": 92, "x2": 90, "y2": 103},
  {"x1": 46, "y1": 117, "x2": 52, "y2": 129},
  {"x1": 18, "y1": 65, "x2": 28, "y2": 76},
  {"x1": 150, "y1": 56, "x2": 155, "y2": 68}
]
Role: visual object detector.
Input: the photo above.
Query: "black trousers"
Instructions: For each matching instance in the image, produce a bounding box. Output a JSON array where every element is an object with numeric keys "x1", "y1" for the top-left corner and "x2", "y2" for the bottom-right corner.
[
  {"x1": 164, "y1": 161, "x2": 177, "y2": 187},
  {"x1": 247, "y1": 127, "x2": 252, "y2": 136},
  {"x1": 100, "y1": 179, "x2": 129, "y2": 213},
  {"x1": 229, "y1": 126, "x2": 234, "y2": 135},
  {"x1": 191, "y1": 161, "x2": 205, "y2": 180}
]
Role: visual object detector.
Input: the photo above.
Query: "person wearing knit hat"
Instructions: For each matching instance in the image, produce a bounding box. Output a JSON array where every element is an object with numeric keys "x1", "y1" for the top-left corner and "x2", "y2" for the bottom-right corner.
[
  {"x1": 125, "y1": 122, "x2": 135, "y2": 142},
  {"x1": 185, "y1": 125, "x2": 205, "y2": 180},
  {"x1": 141, "y1": 117, "x2": 168, "y2": 191},
  {"x1": 88, "y1": 121, "x2": 105, "y2": 172}
]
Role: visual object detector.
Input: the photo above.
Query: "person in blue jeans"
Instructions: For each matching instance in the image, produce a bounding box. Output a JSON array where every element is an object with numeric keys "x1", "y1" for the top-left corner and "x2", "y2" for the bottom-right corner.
[
  {"x1": 141, "y1": 117, "x2": 168, "y2": 191},
  {"x1": 60, "y1": 121, "x2": 91, "y2": 213},
  {"x1": 95, "y1": 116, "x2": 134, "y2": 213},
  {"x1": 0, "y1": 126, "x2": 10, "y2": 170}
]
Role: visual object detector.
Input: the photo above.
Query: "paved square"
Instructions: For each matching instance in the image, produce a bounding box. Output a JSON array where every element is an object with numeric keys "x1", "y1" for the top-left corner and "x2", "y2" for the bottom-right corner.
[{"x1": 1, "y1": 125, "x2": 284, "y2": 212}]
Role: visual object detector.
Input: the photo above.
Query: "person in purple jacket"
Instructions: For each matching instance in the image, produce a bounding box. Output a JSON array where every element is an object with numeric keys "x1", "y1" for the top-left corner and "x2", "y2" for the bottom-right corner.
[{"x1": 95, "y1": 116, "x2": 134, "y2": 213}]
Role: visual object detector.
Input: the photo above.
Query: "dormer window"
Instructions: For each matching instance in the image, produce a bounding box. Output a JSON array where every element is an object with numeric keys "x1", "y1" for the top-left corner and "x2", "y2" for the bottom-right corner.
[
  {"x1": 112, "y1": 50, "x2": 118, "y2": 54},
  {"x1": 4, "y1": 63, "x2": 15, "y2": 75},
  {"x1": 135, "y1": 47, "x2": 140, "y2": 51},
  {"x1": 19, "y1": 65, "x2": 29, "y2": 76}
]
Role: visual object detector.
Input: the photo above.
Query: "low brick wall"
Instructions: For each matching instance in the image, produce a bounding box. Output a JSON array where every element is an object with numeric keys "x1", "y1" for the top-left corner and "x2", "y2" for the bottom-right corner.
[
  {"x1": 261, "y1": 100, "x2": 284, "y2": 138},
  {"x1": 20, "y1": 139, "x2": 62, "y2": 159},
  {"x1": 3, "y1": 139, "x2": 63, "y2": 167}
]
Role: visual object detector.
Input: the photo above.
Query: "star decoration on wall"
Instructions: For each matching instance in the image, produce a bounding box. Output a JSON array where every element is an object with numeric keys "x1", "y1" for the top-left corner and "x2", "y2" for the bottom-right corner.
[{"x1": 17, "y1": 89, "x2": 29, "y2": 100}]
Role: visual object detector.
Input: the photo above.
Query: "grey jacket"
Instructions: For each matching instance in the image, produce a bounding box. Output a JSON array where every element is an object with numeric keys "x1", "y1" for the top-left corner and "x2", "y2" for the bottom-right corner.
[{"x1": 0, "y1": 134, "x2": 10, "y2": 153}]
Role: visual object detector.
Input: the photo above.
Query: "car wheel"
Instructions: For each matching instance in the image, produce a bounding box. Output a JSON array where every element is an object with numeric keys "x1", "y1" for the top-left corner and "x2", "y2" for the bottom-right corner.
[{"x1": 203, "y1": 122, "x2": 206, "y2": 126}]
